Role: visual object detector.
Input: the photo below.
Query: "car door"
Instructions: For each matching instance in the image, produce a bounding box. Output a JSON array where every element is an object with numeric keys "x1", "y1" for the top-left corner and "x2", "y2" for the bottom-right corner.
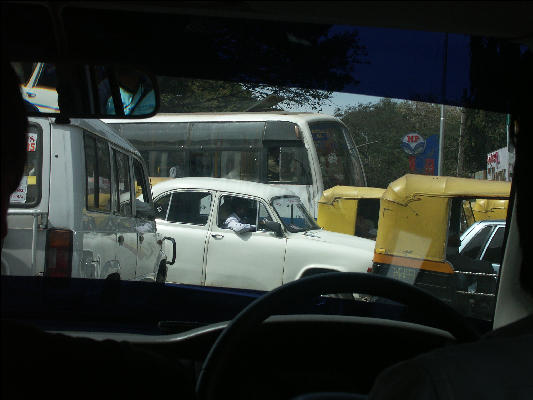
[
  {"x1": 81, "y1": 133, "x2": 116, "y2": 279},
  {"x1": 204, "y1": 194, "x2": 286, "y2": 291},
  {"x1": 21, "y1": 63, "x2": 59, "y2": 113},
  {"x1": 154, "y1": 190, "x2": 213, "y2": 285},
  {"x1": 111, "y1": 149, "x2": 137, "y2": 280},
  {"x1": 131, "y1": 157, "x2": 158, "y2": 280}
]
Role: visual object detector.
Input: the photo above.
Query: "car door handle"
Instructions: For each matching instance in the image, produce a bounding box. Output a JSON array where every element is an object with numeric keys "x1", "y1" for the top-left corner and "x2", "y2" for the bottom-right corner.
[
  {"x1": 211, "y1": 234, "x2": 224, "y2": 239},
  {"x1": 26, "y1": 92, "x2": 36, "y2": 98}
]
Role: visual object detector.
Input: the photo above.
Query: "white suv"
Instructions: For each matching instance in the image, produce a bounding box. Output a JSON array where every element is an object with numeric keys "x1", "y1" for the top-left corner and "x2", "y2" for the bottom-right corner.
[
  {"x1": 152, "y1": 177, "x2": 374, "y2": 291},
  {"x1": 1, "y1": 117, "x2": 170, "y2": 282}
]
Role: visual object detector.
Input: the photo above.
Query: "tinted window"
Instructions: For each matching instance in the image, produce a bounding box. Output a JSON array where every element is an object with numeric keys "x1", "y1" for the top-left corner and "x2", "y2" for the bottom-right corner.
[
  {"x1": 132, "y1": 158, "x2": 150, "y2": 203},
  {"x1": 218, "y1": 196, "x2": 257, "y2": 228},
  {"x1": 167, "y1": 192, "x2": 212, "y2": 225},
  {"x1": 272, "y1": 196, "x2": 319, "y2": 232},
  {"x1": 35, "y1": 63, "x2": 57, "y2": 88},
  {"x1": 190, "y1": 122, "x2": 264, "y2": 149},
  {"x1": 482, "y1": 227, "x2": 505, "y2": 265},
  {"x1": 461, "y1": 225, "x2": 493, "y2": 259},
  {"x1": 257, "y1": 202, "x2": 274, "y2": 231},
  {"x1": 267, "y1": 145, "x2": 312, "y2": 185},
  {"x1": 84, "y1": 134, "x2": 111, "y2": 212},
  {"x1": 154, "y1": 193, "x2": 171, "y2": 220},
  {"x1": 114, "y1": 150, "x2": 131, "y2": 217},
  {"x1": 310, "y1": 121, "x2": 359, "y2": 189}
]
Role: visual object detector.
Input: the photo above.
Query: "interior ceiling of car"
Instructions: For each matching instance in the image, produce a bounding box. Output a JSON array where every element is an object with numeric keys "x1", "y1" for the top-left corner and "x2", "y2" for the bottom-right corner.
[
  {"x1": 4, "y1": 1, "x2": 531, "y2": 116},
  {"x1": 58, "y1": 1, "x2": 533, "y2": 42}
]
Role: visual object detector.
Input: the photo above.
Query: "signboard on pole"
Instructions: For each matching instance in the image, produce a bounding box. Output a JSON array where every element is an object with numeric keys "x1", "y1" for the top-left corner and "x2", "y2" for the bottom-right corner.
[
  {"x1": 401, "y1": 133, "x2": 426, "y2": 155},
  {"x1": 401, "y1": 133, "x2": 439, "y2": 176}
]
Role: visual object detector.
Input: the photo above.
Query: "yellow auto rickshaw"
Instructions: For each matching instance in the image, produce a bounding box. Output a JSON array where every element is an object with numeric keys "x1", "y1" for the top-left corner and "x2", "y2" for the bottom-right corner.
[
  {"x1": 317, "y1": 186, "x2": 385, "y2": 239},
  {"x1": 370, "y1": 174, "x2": 511, "y2": 317},
  {"x1": 462, "y1": 198, "x2": 509, "y2": 229}
]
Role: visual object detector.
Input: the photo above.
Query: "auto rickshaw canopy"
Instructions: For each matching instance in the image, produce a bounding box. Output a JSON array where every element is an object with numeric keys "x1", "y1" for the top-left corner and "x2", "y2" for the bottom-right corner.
[
  {"x1": 317, "y1": 186, "x2": 385, "y2": 236},
  {"x1": 375, "y1": 174, "x2": 511, "y2": 266}
]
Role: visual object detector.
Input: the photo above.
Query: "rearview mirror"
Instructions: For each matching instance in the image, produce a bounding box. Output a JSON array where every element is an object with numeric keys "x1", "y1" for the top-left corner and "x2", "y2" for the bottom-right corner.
[
  {"x1": 11, "y1": 62, "x2": 159, "y2": 118},
  {"x1": 264, "y1": 221, "x2": 283, "y2": 237}
]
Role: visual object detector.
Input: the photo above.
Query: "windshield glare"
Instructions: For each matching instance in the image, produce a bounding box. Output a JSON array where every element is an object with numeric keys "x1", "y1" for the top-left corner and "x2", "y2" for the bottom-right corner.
[
  {"x1": 271, "y1": 196, "x2": 319, "y2": 232},
  {"x1": 3, "y1": 14, "x2": 526, "y2": 330}
]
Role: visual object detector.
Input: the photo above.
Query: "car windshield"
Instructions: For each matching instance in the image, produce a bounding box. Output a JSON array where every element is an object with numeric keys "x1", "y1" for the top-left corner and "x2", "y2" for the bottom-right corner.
[
  {"x1": 271, "y1": 196, "x2": 320, "y2": 233},
  {"x1": 2, "y1": 4, "x2": 530, "y2": 338}
]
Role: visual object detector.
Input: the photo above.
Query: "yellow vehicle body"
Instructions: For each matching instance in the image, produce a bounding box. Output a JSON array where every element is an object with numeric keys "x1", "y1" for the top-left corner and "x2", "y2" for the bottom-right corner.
[
  {"x1": 372, "y1": 174, "x2": 511, "y2": 305},
  {"x1": 317, "y1": 186, "x2": 385, "y2": 236},
  {"x1": 149, "y1": 177, "x2": 173, "y2": 188},
  {"x1": 463, "y1": 199, "x2": 509, "y2": 227}
]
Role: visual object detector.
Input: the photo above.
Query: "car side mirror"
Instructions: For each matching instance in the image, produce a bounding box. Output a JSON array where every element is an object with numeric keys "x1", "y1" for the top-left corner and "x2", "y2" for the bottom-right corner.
[
  {"x1": 264, "y1": 221, "x2": 283, "y2": 237},
  {"x1": 136, "y1": 200, "x2": 155, "y2": 220}
]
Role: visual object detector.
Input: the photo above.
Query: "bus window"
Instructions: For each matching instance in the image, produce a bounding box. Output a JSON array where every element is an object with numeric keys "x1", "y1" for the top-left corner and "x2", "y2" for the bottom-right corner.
[
  {"x1": 189, "y1": 122, "x2": 264, "y2": 148},
  {"x1": 267, "y1": 145, "x2": 311, "y2": 185},
  {"x1": 310, "y1": 121, "x2": 364, "y2": 189}
]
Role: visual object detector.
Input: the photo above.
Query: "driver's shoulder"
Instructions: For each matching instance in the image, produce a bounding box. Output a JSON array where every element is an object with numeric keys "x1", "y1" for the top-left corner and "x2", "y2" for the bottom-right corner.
[{"x1": 369, "y1": 320, "x2": 533, "y2": 400}]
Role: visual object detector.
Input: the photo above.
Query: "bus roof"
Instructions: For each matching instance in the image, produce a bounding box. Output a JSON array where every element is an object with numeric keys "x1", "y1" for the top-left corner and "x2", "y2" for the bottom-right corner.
[
  {"x1": 151, "y1": 177, "x2": 300, "y2": 201},
  {"x1": 102, "y1": 112, "x2": 341, "y2": 125},
  {"x1": 383, "y1": 174, "x2": 511, "y2": 206}
]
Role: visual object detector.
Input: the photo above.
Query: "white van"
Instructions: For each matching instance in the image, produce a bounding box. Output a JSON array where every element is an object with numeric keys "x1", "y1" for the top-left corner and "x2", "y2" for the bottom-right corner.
[{"x1": 1, "y1": 117, "x2": 172, "y2": 282}]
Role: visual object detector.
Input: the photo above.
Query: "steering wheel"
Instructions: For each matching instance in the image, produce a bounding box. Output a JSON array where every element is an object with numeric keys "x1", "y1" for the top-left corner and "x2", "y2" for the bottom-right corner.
[{"x1": 196, "y1": 272, "x2": 479, "y2": 400}]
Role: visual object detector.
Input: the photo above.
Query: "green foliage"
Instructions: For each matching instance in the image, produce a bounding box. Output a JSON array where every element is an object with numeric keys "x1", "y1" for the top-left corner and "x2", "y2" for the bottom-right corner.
[
  {"x1": 462, "y1": 108, "x2": 507, "y2": 173},
  {"x1": 337, "y1": 99, "x2": 505, "y2": 188},
  {"x1": 158, "y1": 77, "x2": 259, "y2": 113},
  {"x1": 158, "y1": 77, "x2": 333, "y2": 112}
]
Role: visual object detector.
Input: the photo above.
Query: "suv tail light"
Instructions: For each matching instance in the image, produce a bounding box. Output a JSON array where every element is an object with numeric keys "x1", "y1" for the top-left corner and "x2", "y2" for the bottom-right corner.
[{"x1": 45, "y1": 229, "x2": 73, "y2": 278}]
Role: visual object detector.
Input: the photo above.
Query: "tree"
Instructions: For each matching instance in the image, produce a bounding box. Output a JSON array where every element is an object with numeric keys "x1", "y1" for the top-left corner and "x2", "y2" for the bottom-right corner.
[
  {"x1": 158, "y1": 76, "x2": 335, "y2": 113},
  {"x1": 157, "y1": 20, "x2": 368, "y2": 113},
  {"x1": 462, "y1": 108, "x2": 506, "y2": 174},
  {"x1": 338, "y1": 99, "x2": 462, "y2": 187}
]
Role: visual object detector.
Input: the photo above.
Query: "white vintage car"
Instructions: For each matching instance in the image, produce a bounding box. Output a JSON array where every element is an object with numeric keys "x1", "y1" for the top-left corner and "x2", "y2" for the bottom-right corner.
[{"x1": 152, "y1": 177, "x2": 375, "y2": 291}]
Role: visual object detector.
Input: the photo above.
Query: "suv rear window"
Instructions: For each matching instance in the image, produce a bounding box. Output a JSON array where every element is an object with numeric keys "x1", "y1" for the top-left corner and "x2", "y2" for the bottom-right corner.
[{"x1": 9, "y1": 123, "x2": 42, "y2": 207}]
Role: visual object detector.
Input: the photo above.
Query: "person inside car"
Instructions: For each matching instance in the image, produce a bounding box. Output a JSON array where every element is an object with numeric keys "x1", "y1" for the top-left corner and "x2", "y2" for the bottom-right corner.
[
  {"x1": 223, "y1": 197, "x2": 257, "y2": 234},
  {"x1": 106, "y1": 67, "x2": 155, "y2": 116}
]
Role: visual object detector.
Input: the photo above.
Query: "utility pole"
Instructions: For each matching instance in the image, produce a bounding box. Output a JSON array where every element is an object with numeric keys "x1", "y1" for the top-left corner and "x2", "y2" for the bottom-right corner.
[
  {"x1": 456, "y1": 108, "x2": 466, "y2": 176},
  {"x1": 438, "y1": 104, "x2": 445, "y2": 175},
  {"x1": 438, "y1": 33, "x2": 448, "y2": 176}
]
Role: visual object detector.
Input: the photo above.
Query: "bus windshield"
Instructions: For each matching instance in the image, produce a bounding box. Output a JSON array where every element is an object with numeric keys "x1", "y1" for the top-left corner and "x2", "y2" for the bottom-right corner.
[{"x1": 310, "y1": 121, "x2": 365, "y2": 189}]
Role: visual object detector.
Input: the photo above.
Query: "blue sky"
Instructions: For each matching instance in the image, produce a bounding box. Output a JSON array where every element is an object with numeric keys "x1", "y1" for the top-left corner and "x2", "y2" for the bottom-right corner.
[{"x1": 285, "y1": 91, "x2": 382, "y2": 116}]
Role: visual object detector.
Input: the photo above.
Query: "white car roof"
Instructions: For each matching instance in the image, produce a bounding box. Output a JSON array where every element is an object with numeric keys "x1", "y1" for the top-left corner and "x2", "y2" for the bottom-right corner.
[{"x1": 151, "y1": 177, "x2": 300, "y2": 201}]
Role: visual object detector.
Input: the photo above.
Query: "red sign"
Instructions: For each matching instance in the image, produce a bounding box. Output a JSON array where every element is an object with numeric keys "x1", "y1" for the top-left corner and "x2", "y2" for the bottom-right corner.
[
  {"x1": 424, "y1": 159, "x2": 435, "y2": 175},
  {"x1": 487, "y1": 151, "x2": 500, "y2": 165},
  {"x1": 407, "y1": 135, "x2": 420, "y2": 143},
  {"x1": 409, "y1": 156, "x2": 416, "y2": 171}
]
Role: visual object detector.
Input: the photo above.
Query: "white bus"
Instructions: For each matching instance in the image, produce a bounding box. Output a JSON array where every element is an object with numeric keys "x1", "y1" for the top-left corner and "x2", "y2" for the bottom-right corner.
[{"x1": 104, "y1": 113, "x2": 366, "y2": 218}]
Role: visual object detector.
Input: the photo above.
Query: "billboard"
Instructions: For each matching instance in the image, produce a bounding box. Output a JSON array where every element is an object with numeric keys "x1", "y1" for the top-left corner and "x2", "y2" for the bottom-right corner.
[{"x1": 402, "y1": 133, "x2": 439, "y2": 176}]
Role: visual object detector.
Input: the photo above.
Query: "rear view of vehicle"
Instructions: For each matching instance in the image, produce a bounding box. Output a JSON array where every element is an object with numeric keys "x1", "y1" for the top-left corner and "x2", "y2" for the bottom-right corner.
[
  {"x1": 1, "y1": 117, "x2": 168, "y2": 282},
  {"x1": 2, "y1": 118, "x2": 50, "y2": 276},
  {"x1": 370, "y1": 174, "x2": 511, "y2": 320}
]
